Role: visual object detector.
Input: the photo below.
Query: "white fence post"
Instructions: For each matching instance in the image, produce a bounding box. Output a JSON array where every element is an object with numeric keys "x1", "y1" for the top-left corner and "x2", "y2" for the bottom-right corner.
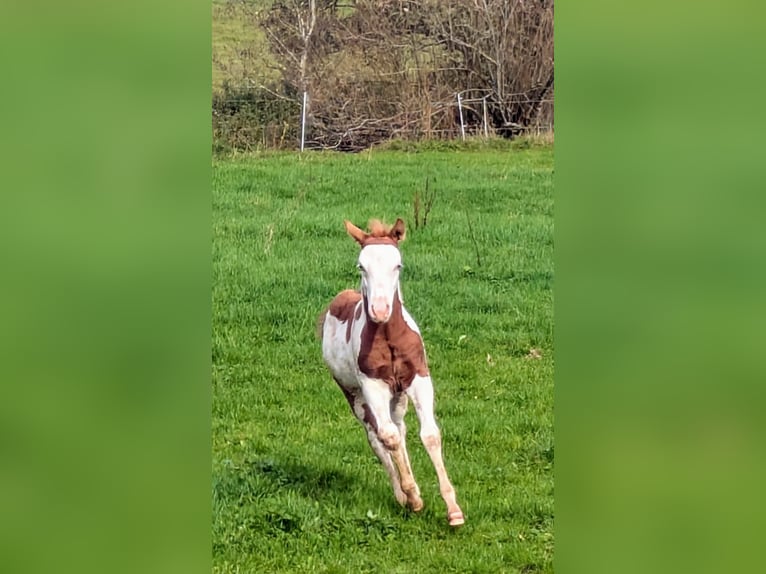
[
  {"x1": 482, "y1": 96, "x2": 489, "y2": 138},
  {"x1": 457, "y1": 92, "x2": 465, "y2": 141},
  {"x1": 300, "y1": 91, "x2": 308, "y2": 152}
]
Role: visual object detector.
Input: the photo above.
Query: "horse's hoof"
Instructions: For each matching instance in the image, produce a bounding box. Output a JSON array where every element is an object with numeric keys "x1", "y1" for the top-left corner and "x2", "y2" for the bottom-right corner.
[
  {"x1": 409, "y1": 498, "x2": 424, "y2": 512},
  {"x1": 448, "y1": 511, "x2": 465, "y2": 527}
]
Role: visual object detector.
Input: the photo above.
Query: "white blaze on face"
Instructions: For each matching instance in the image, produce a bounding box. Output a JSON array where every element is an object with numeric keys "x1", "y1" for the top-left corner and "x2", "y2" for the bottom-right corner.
[{"x1": 358, "y1": 244, "x2": 402, "y2": 323}]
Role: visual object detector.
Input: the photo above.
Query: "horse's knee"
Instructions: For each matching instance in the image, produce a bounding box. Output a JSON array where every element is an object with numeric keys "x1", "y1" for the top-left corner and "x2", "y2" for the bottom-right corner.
[
  {"x1": 378, "y1": 423, "x2": 401, "y2": 451},
  {"x1": 421, "y1": 430, "x2": 441, "y2": 450}
]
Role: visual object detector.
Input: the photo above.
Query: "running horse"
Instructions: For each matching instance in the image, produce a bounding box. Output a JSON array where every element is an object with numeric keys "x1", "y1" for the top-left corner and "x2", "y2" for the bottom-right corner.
[{"x1": 318, "y1": 218, "x2": 464, "y2": 526}]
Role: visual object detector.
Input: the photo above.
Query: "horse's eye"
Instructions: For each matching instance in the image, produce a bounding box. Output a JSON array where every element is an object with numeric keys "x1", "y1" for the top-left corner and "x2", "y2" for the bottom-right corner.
[
  {"x1": 356, "y1": 263, "x2": 364, "y2": 272},
  {"x1": 395, "y1": 264, "x2": 403, "y2": 271}
]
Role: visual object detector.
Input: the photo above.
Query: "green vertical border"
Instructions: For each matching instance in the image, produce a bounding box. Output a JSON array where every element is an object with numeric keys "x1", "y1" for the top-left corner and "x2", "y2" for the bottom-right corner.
[
  {"x1": 0, "y1": 2, "x2": 212, "y2": 573},
  {"x1": 557, "y1": 2, "x2": 766, "y2": 573}
]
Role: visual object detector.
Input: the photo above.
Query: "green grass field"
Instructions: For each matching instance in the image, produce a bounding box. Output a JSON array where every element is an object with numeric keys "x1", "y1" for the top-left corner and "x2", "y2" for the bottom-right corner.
[
  {"x1": 212, "y1": 144, "x2": 554, "y2": 573},
  {"x1": 212, "y1": 0, "x2": 276, "y2": 92}
]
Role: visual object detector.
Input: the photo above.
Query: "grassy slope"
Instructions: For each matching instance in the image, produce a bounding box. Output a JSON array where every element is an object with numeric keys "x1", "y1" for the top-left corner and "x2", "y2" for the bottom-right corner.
[
  {"x1": 212, "y1": 0, "x2": 276, "y2": 92},
  {"x1": 212, "y1": 145, "x2": 554, "y2": 573}
]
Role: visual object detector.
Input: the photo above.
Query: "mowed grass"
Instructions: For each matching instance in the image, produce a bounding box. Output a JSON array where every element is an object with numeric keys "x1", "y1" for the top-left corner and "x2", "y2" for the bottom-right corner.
[{"x1": 212, "y1": 145, "x2": 554, "y2": 573}]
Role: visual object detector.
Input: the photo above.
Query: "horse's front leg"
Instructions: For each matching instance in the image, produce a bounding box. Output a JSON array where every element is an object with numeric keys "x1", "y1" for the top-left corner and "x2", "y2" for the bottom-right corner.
[
  {"x1": 361, "y1": 376, "x2": 423, "y2": 512},
  {"x1": 407, "y1": 374, "x2": 464, "y2": 526},
  {"x1": 336, "y1": 381, "x2": 407, "y2": 506}
]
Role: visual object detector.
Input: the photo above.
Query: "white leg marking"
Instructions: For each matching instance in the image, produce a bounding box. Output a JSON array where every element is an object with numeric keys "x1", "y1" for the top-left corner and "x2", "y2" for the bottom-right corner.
[
  {"x1": 362, "y1": 377, "x2": 423, "y2": 511},
  {"x1": 363, "y1": 426, "x2": 407, "y2": 506},
  {"x1": 407, "y1": 375, "x2": 465, "y2": 526}
]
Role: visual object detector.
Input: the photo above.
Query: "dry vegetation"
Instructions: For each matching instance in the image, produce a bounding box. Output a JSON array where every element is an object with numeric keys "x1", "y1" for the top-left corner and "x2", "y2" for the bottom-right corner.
[{"x1": 214, "y1": 0, "x2": 554, "y2": 151}]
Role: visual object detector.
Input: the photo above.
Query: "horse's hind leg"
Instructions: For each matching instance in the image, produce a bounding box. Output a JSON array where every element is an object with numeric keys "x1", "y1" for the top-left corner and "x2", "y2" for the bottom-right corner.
[{"x1": 336, "y1": 382, "x2": 407, "y2": 506}]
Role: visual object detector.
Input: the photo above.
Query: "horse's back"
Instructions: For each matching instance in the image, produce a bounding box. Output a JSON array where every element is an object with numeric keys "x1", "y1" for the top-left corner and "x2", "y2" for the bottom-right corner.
[{"x1": 328, "y1": 290, "x2": 362, "y2": 324}]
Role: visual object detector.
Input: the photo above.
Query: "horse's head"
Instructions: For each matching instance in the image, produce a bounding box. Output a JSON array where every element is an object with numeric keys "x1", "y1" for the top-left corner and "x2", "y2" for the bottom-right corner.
[{"x1": 344, "y1": 218, "x2": 406, "y2": 324}]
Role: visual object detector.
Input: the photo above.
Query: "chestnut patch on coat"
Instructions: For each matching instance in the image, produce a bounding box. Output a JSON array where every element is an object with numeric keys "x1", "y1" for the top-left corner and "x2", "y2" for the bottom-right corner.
[
  {"x1": 326, "y1": 289, "x2": 362, "y2": 343},
  {"x1": 358, "y1": 292, "x2": 428, "y2": 393}
]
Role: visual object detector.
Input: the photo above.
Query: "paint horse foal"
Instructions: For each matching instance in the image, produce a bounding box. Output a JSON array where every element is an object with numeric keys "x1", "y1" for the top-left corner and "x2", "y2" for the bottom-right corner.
[{"x1": 318, "y1": 218, "x2": 464, "y2": 527}]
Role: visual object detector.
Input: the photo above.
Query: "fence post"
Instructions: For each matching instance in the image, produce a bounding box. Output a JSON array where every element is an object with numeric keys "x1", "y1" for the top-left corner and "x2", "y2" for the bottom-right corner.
[
  {"x1": 457, "y1": 92, "x2": 465, "y2": 141},
  {"x1": 482, "y1": 96, "x2": 489, "y2": 138},
  {"x1": 300, "y1": 91, "x2": 308, "y2": 152}
]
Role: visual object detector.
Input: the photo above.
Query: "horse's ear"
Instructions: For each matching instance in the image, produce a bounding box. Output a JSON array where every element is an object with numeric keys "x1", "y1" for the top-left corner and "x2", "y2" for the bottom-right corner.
[
  {"x1": 344, "y1": 220, "x2": 368, "y2": 245},
  {"x1": 390, "y1": 218, "x2": 406, "y2": 243}
]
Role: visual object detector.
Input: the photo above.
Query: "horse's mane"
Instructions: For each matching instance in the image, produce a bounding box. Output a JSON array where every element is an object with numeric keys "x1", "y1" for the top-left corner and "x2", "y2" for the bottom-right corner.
[{"x1": 367, "y1": 219, "x2": 393, "y2": 238}]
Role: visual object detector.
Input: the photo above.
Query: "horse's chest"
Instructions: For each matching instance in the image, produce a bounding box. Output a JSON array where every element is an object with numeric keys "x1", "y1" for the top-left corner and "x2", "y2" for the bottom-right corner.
[
  {"x1": 390, "y1": 350, "x2": 418, "y2": 392},
  {"x1": 358, "y1": 335, "x2": 425, "y2": 392}
]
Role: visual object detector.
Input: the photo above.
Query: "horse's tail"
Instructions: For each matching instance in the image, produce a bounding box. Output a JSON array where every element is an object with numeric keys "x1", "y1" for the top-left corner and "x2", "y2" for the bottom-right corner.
[{"x1": 316, "y1": 308, "x2": 328, "y2": 340}]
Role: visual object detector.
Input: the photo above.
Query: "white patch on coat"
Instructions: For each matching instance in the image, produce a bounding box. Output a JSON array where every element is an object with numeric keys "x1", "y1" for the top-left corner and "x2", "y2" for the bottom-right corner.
[
  {"x1": 401, "y1": 307, "x2": 421, "y2": 334},
  {"x1": 321, "y1": 301, "x2": 365, "y2": 389}
]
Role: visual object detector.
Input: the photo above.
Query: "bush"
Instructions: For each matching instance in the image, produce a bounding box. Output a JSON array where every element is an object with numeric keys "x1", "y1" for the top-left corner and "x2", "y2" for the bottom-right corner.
[{"x1": 212, "y1": 82, "x2": 301, "y2": 153}]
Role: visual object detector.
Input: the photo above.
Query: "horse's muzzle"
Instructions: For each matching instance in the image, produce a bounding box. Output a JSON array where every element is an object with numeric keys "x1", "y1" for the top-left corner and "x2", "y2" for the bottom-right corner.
[{"x1": 370, "y1": 301, "x2": 391, "y2": 323}]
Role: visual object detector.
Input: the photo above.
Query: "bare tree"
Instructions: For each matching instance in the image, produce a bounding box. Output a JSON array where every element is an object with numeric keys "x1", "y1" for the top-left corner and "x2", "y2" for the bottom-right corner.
[
  {"x1": 423, "y1": 0, "x2": 554, "y2": 135},
  {"x1": 255, "y1": 0, "x2": 553, "y2": 150},
  {"x1": 263, "y1": 0, "x2": 322, "y2": 94}
]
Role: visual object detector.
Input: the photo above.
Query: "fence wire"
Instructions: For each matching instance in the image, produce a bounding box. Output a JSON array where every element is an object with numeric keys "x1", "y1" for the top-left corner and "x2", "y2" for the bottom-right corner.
[{"x1": 213, "y1": 86, "x2": 554, "y2": 152}]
